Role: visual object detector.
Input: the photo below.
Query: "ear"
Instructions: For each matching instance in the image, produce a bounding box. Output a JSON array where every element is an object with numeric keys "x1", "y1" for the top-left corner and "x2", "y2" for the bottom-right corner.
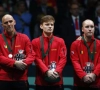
[
  {"x1": 14, "y1": 20, "x2": 16, "y2": 25},
  {"x1": 82, "y1": 27, "x2": 84, "y2": 32},
  {"x1": 40, "y1": 24, "x2": 43, "y2": 29}
]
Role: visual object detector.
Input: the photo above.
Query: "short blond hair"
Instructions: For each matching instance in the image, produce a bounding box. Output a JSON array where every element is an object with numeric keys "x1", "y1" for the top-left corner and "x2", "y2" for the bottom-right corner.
[{"x1": 40, "y1": 15, "x2": 55, "y2": 24}]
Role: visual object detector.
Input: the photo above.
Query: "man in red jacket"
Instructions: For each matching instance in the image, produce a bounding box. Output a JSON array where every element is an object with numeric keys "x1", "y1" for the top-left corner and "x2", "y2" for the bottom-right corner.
[
  {"x1": 0, "y1": 14, "x2": 36, "y2": 90},
  {"x1": 32, "y1": 15, "x2": 67, "y2": 90},
  {"x1": 70, "y1": 19, "x2": 100, "y2": 90}
]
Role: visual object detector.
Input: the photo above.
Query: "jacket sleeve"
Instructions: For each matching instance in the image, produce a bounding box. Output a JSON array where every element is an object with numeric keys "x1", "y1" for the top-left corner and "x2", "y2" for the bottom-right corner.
[
  {"x1": 0, "y1": 50, "x2": 15, "y2": 68},
  {"x1": 93, "y1": 51, "x2": 100, "y2": 77},
  {"x1": 55, "y1": 39, "x2": 67, "y2": 74},
  {"x1": 70, "y1": 42, "x2": 86, "y2": 79},
  {"x1": 32, "y1": 39, "x2": 48, "y2": 74},
  {"x1": 22, "y1": 36, "x2": 35, "y2": 65}
]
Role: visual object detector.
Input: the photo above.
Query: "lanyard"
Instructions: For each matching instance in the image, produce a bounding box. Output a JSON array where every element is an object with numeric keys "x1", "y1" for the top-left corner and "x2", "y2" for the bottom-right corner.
[
  {"x1": 40, "y1": 36, "x2": 54, "y2": 59},
  {"x1": 82, "y1": 36, "x2": 96, "y2": 61},
  {"x1": 2, "y1": 33, "x2": 15, "y2": 53}
]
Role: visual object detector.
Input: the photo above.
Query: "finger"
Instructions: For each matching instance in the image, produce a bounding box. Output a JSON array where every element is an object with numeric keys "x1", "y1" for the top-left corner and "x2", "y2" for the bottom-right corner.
[
  {"x1": 50, "y1": 74, "x2": 56, "y2": 79},
  {"x1": 53, "y1": 71, "x2": 58, "y2": 75},
  {"x1": 52, "y1": 73, "x2": 59, "y2": 78},
  {"x1": 89, "y1": 76, "x2": 95, "y2": 82}
]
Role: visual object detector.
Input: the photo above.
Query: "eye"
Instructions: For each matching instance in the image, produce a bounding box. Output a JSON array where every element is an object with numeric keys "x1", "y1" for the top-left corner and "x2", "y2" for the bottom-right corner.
[
  {"x1": 9, "y1": 20, "x2": 13, "y2": 23},
  {"x1": 45, "y1": 24, "x2": 49, "y2": 26},
  {"x1": 4, "y1": 22, "x2": 8, "y2": 24},
  {"x1": 85, "y1": 25, "x2": 94, "y2": 28},
  {"x1": 51, "y1": 24, "x2": 54, "y2": 26},
  {"x1": 4, "y1": 20, "x2": 13, "y2": 24},
  {"x1": 90, "y1": 26, "x2": 94, "y2": 28}
]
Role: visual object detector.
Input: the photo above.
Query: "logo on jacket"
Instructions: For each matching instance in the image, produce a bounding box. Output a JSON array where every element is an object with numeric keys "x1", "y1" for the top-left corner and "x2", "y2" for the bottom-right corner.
[
  {"x1": 80, "y1": 50, "x2": 83, "y2": 54},
  {"x1": 71, "y1": 51, "x2": 74, "y2": 54},
  {"x1": 15, "y1": 45, "x2": 21, "y2": 47},
  {"x1": 4, "y1": 45, "x2": 7, "y2": 48},
  {"x1": 51, "y1": 49, "x2": 57, "y2": 51}
]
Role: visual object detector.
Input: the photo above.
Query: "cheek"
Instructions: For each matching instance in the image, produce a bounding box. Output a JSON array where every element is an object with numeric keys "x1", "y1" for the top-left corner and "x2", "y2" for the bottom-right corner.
[
  {"x1": 44, "y1": 26, "x2": 48, "y2": 30},
  {"x1": 52, "y1": 26, "x2": 54, "y2": 30}
]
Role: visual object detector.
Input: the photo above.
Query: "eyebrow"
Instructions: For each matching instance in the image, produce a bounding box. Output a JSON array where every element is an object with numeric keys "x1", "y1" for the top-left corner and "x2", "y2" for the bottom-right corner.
[
  {"x1": 3, "y1": 20, "x2": 13, "y2": 24},
  {"x1": 85, "y1": 25, "x2": 94, "y2": 28}
]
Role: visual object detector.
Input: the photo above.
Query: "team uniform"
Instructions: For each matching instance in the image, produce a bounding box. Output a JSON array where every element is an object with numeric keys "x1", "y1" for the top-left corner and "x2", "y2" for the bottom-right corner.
[
  {"x1": 70, "y1": 37, "x2": 100, "y2": 90},
  {"x1": 32, "y1": 34, "x2": 67, "y2": 90},
  {"x1": 0, "y1": 31, "x2": 35, "y2": 90}
]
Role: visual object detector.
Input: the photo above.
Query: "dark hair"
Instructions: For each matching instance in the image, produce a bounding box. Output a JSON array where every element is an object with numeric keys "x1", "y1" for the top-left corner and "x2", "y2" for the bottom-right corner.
[
  {"x1": 40, "y1": 15, "x2": 55, "y2": 24},
  {"x1": 69, "y1": 2, "x2": 80, "y2": 9}
]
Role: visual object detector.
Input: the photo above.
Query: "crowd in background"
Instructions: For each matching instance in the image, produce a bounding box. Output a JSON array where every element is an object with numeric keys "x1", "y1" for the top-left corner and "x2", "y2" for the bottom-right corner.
[{"x1": 0, "y1": 0, "x2": 100, "y2": 64}]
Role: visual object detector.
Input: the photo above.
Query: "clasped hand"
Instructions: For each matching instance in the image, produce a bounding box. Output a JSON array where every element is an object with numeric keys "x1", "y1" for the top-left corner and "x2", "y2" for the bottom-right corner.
[
  {"x1": 46, "y1": 70, "x2": 60, "y2": 80},
  {"x1": 83, "y1": 73, "x2": 96, "y2": 84},
  {"x1": 14, "y1": 59, "x2": 27, "y2": 70}
]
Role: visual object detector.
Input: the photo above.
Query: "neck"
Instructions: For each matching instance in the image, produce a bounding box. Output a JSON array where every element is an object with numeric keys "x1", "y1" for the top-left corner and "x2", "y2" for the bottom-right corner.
[
  {"x1": 84, "y1": 35, "x2": 92, "y2": 42},
  {"x1": 43, "y1": 32, "x2": 52, "y2": 37},
  {"x1": 7, "y1": 31, "x2": 15, "y2": 37}
]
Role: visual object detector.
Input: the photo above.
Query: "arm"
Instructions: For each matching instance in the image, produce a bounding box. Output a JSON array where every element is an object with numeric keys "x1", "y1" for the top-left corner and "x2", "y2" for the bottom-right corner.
[
  {"x1": 32, "y1": 39, "x2": 48, "y2": 74},
  {"x1": 0, "y1": 53, "x2": 15, "y2": 68},
  {"x1": 70, "y1": 42, "x2": 86, "y2": 79},
  {"x1": 22, "y1": 36, "x2": 35, "y2": 66},
  {"x1": 0, "y1": 44, "x2": 15, "y2": 67},
  {"x1": 55, "y1": 39, "x2": 67, "y2": 74},
  {"x1": 93, "y1": 52, "x2": 100, "y2": 77}
]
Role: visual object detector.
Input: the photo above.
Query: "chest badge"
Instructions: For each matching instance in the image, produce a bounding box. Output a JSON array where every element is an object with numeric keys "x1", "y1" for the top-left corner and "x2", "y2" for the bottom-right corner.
[{"x1": 4, "y1": 45, "x2": 7, "y2": 48}]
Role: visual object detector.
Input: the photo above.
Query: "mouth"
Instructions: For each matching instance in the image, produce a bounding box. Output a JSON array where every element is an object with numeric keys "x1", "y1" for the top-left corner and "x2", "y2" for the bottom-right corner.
[
  {"x1": 88, "y1": 32, "x2": 92, "y2": 33},
  {"x1": 48, "y1": 29, "x2": 52, "y2": 31}
]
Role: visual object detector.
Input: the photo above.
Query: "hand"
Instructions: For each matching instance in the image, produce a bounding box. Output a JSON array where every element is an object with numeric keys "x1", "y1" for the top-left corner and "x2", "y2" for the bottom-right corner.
[
  {"x1": 88, "y1": 73, "x2": 96, "y2": 82},
  {"x1": 83, "y1": 74, "x2": 93, "y2": 84},
  {"x1": 14, "y1": 61, "x2": 27, "y2": 70},
  {"x1": 76, "y1": 36, "x2": 82, "y2": 40},
  {"x1": 53, "y1": 71, "x2": 60, "y2": 78},
  {"x1": 46, "y1": 70, "x2": 58, "y2": 80}
]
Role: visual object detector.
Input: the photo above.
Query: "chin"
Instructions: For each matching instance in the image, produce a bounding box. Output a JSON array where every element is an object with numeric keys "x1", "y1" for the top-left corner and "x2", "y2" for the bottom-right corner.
[
  {"x1": 46, "y1": 31, "x2": 53, "y2": 34},
  {"x1": 87, "y1": 35, "x2": 93, "y2": 38}
]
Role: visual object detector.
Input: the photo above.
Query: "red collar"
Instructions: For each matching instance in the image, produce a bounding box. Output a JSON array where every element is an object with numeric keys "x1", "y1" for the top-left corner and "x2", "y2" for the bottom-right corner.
[
  {"x1": 42, "y1": 33, "x2": 53, "y2": 40},
  {"x1": 3, "y1": 30, "x2": 17, "y2": 39}
]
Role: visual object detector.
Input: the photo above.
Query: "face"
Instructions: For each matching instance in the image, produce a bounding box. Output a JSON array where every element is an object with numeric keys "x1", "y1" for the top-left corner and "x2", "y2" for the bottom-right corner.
[
  {"x1": 2, "y1": 15, "x2": 16, "y2": 33},
  {"x1": 40, "y1": 21, "x2": 54, "y2": 34},
  {"x1": 0, "y1": 6, "x2": 5, "y2": 16},
  {"x1": 70, "y1": 4, "x2": 79, "y2": 16},
  {"x1": 82, "y1": 20, "x2": 94, "y2": 37},
  {"x1": 18, "y1": 3, "x2": 26, "y2": 13}
]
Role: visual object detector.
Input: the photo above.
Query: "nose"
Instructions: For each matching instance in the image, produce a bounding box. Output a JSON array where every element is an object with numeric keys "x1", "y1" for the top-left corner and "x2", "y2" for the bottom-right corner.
[
  {"x1": 8, "y1": 22, "x2": 11, "y2": 25},
  {"x1": 88, "y1": 26, "x2": 93, "y2": 30},
  {"x1": 89, "y1": 29, "x2": 91, "y2": 31}
]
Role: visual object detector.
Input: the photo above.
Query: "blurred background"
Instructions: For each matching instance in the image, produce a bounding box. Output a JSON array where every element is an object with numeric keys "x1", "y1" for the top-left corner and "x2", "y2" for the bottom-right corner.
[{"x1": 0, "y1": 0, "x2": 100, "y2": 90}]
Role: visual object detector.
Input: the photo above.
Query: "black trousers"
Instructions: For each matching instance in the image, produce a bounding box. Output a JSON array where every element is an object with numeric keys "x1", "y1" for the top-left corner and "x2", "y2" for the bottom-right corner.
[
  {"x1": 0, "y1": 80, "x2": 29, "y2": 90},
  {"x1": 35, "y1": 85, "x2": 64, "y2": 90}
]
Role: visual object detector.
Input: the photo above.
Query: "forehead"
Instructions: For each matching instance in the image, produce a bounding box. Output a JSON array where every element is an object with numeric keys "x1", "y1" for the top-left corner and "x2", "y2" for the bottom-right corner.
[
  {"x1": 71, "y1": 4, "x2": 79, "y2": 8},
  {"x1": 42, "y1": 21, "x2": 54, "y2": 24},
  {"x1": 2, "y1": 15, "x2": 14, "y2": 23},
  {"x1": 83, "y1": 20, "x2": 94, "y2": 26}
]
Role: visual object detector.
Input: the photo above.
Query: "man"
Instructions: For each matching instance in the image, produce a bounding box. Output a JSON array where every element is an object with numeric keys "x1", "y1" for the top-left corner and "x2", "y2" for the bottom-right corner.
[
  {"x1": 92, "y1": 5, "x2": 100, "y2": 39},
  {"x1": 32, "y1": 15, "x2": 67, "y2": 90},
  {"x1": 70, "y1": 19, "x2": 100, "y2": 90},
  {"x1": 13, "y1": 1, "x2": 32, "y2": 40},
  {"x1": 61, "y1": 2, "x2": 85, "y2": 64},
  {"x1": 0, "y1": 14, "x2": 35, "y2": 90}
]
